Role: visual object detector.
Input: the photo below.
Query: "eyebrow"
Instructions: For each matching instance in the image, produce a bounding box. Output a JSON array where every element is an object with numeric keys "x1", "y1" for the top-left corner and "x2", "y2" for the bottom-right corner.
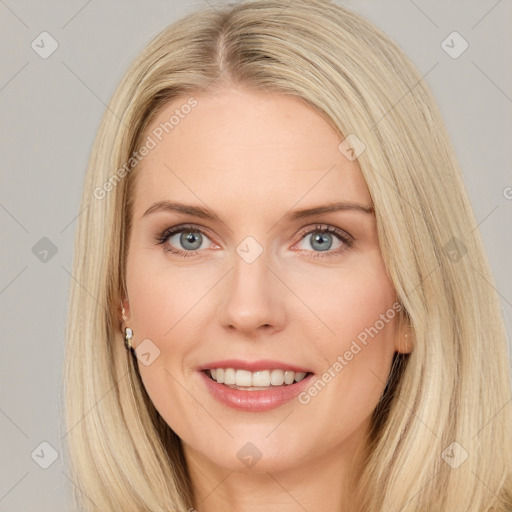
[{"x1": 142, "y1": 200, "x2": 374, "y2": 221}]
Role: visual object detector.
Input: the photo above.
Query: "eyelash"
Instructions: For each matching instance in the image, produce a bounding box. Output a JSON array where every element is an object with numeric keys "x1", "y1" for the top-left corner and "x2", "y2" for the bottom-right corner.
[{"x1": 155, "y1": 223, "x2": 354, "y2": 259}]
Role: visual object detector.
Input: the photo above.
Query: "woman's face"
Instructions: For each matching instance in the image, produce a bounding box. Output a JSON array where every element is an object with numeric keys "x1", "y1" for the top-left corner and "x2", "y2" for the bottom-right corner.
[{"x1": 124, "y1": 86, "x2": 410, "y2": 474}]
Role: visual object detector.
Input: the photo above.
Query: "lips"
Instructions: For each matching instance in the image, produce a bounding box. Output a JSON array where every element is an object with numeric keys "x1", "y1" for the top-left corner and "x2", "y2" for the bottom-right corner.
[{"x1": 197, "y1": 359, "x2": 315, "y2": 411}]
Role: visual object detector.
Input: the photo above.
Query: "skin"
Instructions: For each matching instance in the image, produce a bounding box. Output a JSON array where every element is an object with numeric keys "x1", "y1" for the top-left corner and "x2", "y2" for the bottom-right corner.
[{"x1": 121, "y1": 85, "x2": 413, "y2": 512}]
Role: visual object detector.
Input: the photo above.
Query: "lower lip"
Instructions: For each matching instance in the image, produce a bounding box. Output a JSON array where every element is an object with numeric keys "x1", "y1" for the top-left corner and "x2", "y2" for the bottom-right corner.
[{"x1": 199, "y1": 371, "x2": 314, "y2": 412}]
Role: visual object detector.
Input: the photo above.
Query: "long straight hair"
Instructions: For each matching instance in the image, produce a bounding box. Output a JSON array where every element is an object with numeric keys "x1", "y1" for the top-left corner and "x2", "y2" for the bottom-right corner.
[{"x1": 62, "y1": 1, "x2": 512, "y2": 510}]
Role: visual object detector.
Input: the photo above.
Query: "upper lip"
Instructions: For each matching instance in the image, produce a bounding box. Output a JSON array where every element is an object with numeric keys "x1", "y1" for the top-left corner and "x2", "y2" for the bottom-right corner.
[{"x1": 198, "y1": 359, "x2": 313, "y2": 373}]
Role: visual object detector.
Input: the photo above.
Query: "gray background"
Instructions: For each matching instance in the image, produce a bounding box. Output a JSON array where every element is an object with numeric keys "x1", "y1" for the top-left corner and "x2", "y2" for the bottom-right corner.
[{"x1": 1, "y1": 0, "x2": 511, "y2": 510}]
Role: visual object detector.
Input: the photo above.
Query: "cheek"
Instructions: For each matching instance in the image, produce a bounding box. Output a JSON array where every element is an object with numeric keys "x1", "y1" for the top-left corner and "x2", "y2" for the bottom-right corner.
[
  {"x1": 125, "y1": 247, "x2": 210, "y2": 342},
  {"x1": 125, "y1": 251, "x2": 213, "y2": 439},
  {"x1": 293, "y1": 253, "x2": 398, "y2": 415},
  {"x1": 290, "y1": 250, "x2": 397, "y2": 345}
]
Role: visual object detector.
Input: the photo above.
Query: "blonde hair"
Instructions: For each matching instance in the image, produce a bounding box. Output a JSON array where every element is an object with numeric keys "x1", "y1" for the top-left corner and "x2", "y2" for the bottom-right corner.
[{"x1": 62, "y1": 0, "x2": 512, "y2": 510}]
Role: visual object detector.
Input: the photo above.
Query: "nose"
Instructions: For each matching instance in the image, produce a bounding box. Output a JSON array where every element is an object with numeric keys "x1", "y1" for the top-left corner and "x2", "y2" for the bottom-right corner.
[{"x1": 217, "y1": 248, "x2": 287, "y2": 336}]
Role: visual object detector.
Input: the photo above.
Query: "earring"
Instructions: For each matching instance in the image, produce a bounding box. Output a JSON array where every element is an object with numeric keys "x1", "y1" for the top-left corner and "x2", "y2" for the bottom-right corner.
[
  {"x1": 121, "y1": 303, "x2": 129, "y2": 323},
  {"x1": 403, "y1": 331, "x2": 415, "y2": 352},
  {"x1": 124, "y1": 327, "x2": 134, "y2": 352}
]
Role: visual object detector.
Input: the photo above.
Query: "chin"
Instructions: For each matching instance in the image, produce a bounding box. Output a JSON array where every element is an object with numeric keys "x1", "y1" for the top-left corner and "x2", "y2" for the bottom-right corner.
[{"x1": 185, "y1": 429, "x2": 311, "y2": 474}]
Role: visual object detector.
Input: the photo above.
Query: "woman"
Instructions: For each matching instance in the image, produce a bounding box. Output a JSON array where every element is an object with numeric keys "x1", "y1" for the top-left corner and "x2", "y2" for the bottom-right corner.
[{"x1": 63, "y1": 0, "x2": 512, "y2": 510}]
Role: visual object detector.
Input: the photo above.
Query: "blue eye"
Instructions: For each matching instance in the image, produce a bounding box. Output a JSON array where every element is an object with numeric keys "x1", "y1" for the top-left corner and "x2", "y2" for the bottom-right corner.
[
  {"x1": 293, "y1": 225, "x2": 353, "y2": 258},
  {"x1": 171, "y1": 230, "x2": 205, "y2": 251},
  {"x1": 156, "y1": 224, "x2": 213, "y2": 257},
  {"x1": 156, "y1": 223, "x2": 354, "y2": 259}
]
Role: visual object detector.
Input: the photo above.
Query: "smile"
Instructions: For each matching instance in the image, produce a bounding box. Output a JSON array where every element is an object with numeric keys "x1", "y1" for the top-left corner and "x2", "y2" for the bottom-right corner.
[{"x1": 198, "y1": 360, "x2": 315, "y2": 412}]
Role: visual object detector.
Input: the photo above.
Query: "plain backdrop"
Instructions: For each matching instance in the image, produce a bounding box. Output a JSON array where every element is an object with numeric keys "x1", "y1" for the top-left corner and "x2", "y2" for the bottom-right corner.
[{"x1": 0, "y1": 0, "x2": 511, "y2": 510}]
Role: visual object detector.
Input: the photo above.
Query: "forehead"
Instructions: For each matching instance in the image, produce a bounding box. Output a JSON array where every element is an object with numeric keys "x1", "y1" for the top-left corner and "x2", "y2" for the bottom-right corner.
[{"x1": 132, "y1": 87, "x2": 371, "y2": 216}]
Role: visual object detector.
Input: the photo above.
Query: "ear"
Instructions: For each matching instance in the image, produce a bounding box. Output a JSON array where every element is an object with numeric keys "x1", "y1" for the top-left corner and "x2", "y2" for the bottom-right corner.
[{"x1": 394, "y1": 321, "x2": 414, "y2": 354}]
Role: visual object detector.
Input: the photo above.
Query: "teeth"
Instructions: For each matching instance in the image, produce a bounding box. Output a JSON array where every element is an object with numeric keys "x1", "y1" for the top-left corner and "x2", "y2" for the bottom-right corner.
[
  {"x1": 252, "y1": 370, "x2": 270, "y2": 387},
  {"x1": 235, "y1": 369, "x2": 252, "y2": 386},
  {"x1": 224, "y1": 368, "x2": 236, "y2": 385},
  {"x1": 284, "y1": 371, "x2": 295, "y2": 385},
  {"x1": 208, "y1": 368, "x2": 309, "y2": 387},
  {"x1": 270, "y1": 369, "x2": 284, "y2": 386}
]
